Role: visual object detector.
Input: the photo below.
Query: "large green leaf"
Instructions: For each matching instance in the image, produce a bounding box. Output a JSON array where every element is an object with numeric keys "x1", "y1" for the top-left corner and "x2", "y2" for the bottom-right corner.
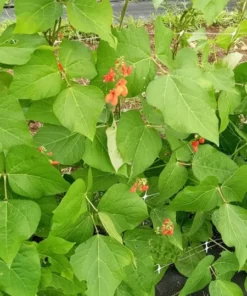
[
  {"x1": 82, "y1": 128, "x2": 115, "y2": 173},
  {"x1": 170, "y1": 177, "x2": 220, "y2": 212},
  {"x1": 221, "y1": 165, "x2": 247, "y2": 202},
  {"x1": 193, "y1": 0, "x2": 229, "y2": 24},
  {"x1": 0, "y1": 72, "x2": 13, "y2": 95},
  {"x1": 175, "y1": 245, "x2": 206, "y2": 277},
  {"x1": 209, "y1": 280, "x2": 243, "y2": 296},
  {"x1": 158, "y1": 155, "x2": 188, "y2": 201},
  {"x1": 146, "y1": 74, "x2": 219, "y2": 144},
  {"x1": 192, "y1": 145, "x2": 238, "y2": 183},
  {"x1": 59, "y1": 40, "x2": 97, "y2": 80},
  {"x1": 6, "y1": 145, "x2": 69, "y2": 199},
  {"x1": 15, "y1": 0, "x2": 63, "y2": 34},
  {"x1": 212, "y1": 204, "x2": 247, "y2": 267},
  {"x1": 117, "y1": 110, "x2": 162, "y2": 178},
  {"x1": 98, "y1": 184, "x2": 148, "y2": 234},
  {"x1": 178, "y1": 256, "x2": 214, "y2": 296},
  {"x1": 0, "y1": 200, "x2": 41, "y2": 264},
  {"x1": 67, "y1": 0, "x2": 116, "y2": 48},
  {"x1": 53, "y1": 85, "x2": 104, "y2": 141},
  {"x1": 0, "y1": 243, "x2": 41, "y2": 296},
  {"x1": 218, "y1": 89, "x2": 241, "y2": 132},
  {"x1": 34, "y1": 124, "x2": 85, "y2": 165},
  {"x1": 0, "y1": 94, "x2": 33, "y2": 150},
  {"x1": 70, "y1": 235, "x2": 133, "y2": 296},
  {"x1": 0, "y1": 24, "x2": 47, "y2": 65},
  {"x1": 9, "y1": 49, "x2": 62, "y2": 101},
  {"x1": 25, "y1": 97, "x2": 61, "y2": 125},
  {"x1": 213, "y1": 251, "x2": 239, "y2": 281},
  {"x1": 155, "y1": 16, "x2": 173, "y2": 69},
  {"x1": 50, "y1": 179, "x2": 88, "y2": 240},
  {"x1": 37, "y1": 237, "x2": 74, "y2": 255},
  {"x1": 114, "y1": 26, "x2": 156, "y2": 97}
]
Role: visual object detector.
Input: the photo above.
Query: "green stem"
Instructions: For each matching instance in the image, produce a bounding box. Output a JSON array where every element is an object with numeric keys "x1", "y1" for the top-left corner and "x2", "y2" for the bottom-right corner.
[
  {"x1": 145, "y1": 164, "x2": 166, "y2": 171},
  {"x1": 3, "y1": 173, "x2": 8, "y2": 201},
  {"x1": 119, "y1": 0, "x2": 129, "y2": 29},
  {"x1": 177, "y1": 161, "x2": 192, "y2": 167},
  {"x1": 217, "y1": 186, "x2": 227, "y2": 203},
  {"x1": 231, "y1": 142, "x2": 247, "y2": 158},
  {"x1": 90, "y1": 214, "x2": 99, "y2": 234},
  {"x1": 86, "y1": 195, "x2": 98, "y2": 213}
]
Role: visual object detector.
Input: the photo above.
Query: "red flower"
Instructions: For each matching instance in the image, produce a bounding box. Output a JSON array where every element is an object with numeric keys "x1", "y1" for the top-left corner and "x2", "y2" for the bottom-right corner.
[
  {"x1": 130, "y1": 183, "x2": 137, "y2": 193},
  {"x1": 47, "y1": 152, "x2": 53, "y2": 156},
  {"x1": 38, "y1": 146, "x2": 44, "y2": 152},
  {"x1": 199, "y1": 137, "x2": 205, "y2": 144},
  {"x1": 50, "y1": 160, "x2": 59, "y2": 166},
  {"x1": 116, "y1": 78, "x2": 128, "y2": 97},
  {"x1": 162, "y1": 218, "x2": 174, "y2": 236},
  {"x1": 121, "y1": 63, "x2": 132, "y2": 77},
  {"x1": 103, "y1": 68, "x2": 115, "y2": 83},
  {"x1": 105, "y1": 89, "x2": 119, "y2": 106},
  {"x1": 57, "y1": 62, "x2": 64, "y2": 72},
  {"x1": 191, "y1": 140, "x2": 199, "y2": 152},
  {"x1": 140, "y1": 185, "x2": 149, "y2": 192}
]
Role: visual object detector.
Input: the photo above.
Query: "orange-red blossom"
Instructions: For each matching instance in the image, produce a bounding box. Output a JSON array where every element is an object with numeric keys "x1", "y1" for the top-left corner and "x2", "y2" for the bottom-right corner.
[
  {"x1": 105, "y1": 78, "x2": 128, "y2": 106},
  {"x1": 162, "y1": 218, "x2": 174, "y2": 236}
]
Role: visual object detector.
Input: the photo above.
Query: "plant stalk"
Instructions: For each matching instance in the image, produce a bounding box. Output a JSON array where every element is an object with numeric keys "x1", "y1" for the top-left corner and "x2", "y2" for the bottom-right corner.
[{"x1": 119, "y1": 0, "x2": 130, "y2": 29}]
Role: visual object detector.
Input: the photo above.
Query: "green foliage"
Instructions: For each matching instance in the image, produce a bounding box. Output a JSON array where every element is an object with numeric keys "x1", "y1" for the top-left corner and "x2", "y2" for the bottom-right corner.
[{"x1": 1, "y1": 0, "x2": 247, "y2": 295}]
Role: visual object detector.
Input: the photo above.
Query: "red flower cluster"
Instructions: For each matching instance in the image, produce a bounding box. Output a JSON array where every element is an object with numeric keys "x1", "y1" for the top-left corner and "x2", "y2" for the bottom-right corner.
[
  {"x1": 191, "y1": 136, "x2": 205, "y2": 152},
  {"x1": 57, "y1": 62, "x2": 64, "y2": 72},
  {"x1": 104, "y1": 59, "x2": 132, "y2": 106},
  {"x1": 103, "y1": 68, "x2": 115, "y2": 83},
  {"x1": 162, "y1": 218, "x2": 174, "y2": 236},
  {"x1": 130, "y1": 178, "x2": 149, "y2": 193},
  {"x1": 38, "y1": 147, "x2": 58, "y2": 165}
]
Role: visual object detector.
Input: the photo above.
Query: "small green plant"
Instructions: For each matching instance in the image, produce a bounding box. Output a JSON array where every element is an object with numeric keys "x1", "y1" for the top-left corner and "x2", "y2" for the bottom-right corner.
[{"x1": 0, "y1": 0, "x2": 247, "y2": 295}]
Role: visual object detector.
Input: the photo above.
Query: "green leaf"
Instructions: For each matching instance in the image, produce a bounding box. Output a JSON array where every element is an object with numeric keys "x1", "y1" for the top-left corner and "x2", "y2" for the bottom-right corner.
[
  {"x1": 82, "y1": 128, "x2": 115, "y2": 173},
  {"x1": 98, "y1": 184, "x2": 148, "y2": 234},
  {"x1": 41, "y1": 269, "x2": 85, "y2": 295},
  {"x1": 155, "y1": 16, "x2": 173, "y2": 69},
  {"x1": 221, "y1": 165, "x2": 247, "y2": 202},
  {"x1": 151, "y1": 207, "x2": 183, "y2": 250},
  {"x1": 0, "y1": 24, "x2": 47, "y2": 65},
  {"x1": 204, "y1": 65, "x2": 235, "y2": 92},
  {"x1": 114, "y1": 26, "x2": 156, "y2": 97},
  {"x1": 70, "y1": 235, "x2": 133, "y2": 296},
  {"x1": 50, "y1": 179, "x2": 88, "y2": 240},
  {"x1": 209, "y1": 280, "x2": 243, "y2": 296},
  {"x1": 34, "y1": 124, "x2": 85, "y2": 165},
  {"x1": 192, "y1": 145, "x2": 238, "y2": 183},
  {"x1": 59, "y1": 40, "x2": 97, "y2": 80},
  {"x1": 152, "y1": 0, "x2": 164, "y2": 9},
  {"x1": 15, "y1": 0, "x2": 63, "y2": 34},
  {"x1": 38, "y1": 237, "x2": 75, "y2": 255},
  {"x1": 158, "y1": 155, "x2": 188, "y2": 202},
  {"x1": 9, "y1": 49, "x2": 62, "y2": 101},
  {"x1": 67, "y1": 0, "x2": 116, "y2": 48},
  {"x1": 117, "y1": 110, "x2": 162, "y2": 178},
  {"x1": 54, "y1": 85, "x2": 104, "y2": 141},
  {"x1": 35, "y1": 196, "x2": 58, "y2": 237},
  {"x1": 0, "y1": 0, "x2": 5, "y2": 13},
  {"x1": 0, "y1": 243, "x2": 41, "y2": 296},
  {"x1": 170, "y1": 177, "x2": 220, "y2": 212},
  {"x1": 212, "y1": 204, "x2": 247, "y2": 267},
  {"x1": 120, "y1": 255, "x2": 156, "y2": 296},
  {"x1": 175, "y1": 245, "x2": 206, "y2": 277},
  {"x1": 146, "y1": 74, "x2": 219, "y2": 145},
  {"x1": 6, "y1": 145, "x2": 69, "y2": 199},
  {"x1": 178, "y1": 255, "x2": 214, "y2": 296},
  {"x1": 91, "y1": 40, "x2": 117, "y2": 93},
  {"x1": 0, "y1": 95, "x2": 33, "y2": 150},
  {"x1": 213, "y1": 251, "x2": 239, "y2": 280},
  {"x1": 0, "y1": 71, "x2": 13, "y2": 95},
  {"x1": 218, "y1": 89, "x2": 241, "y2": 132},
  {"x1": 25, "y1": 97, "x2": 61, "y2": 125},
  {"x1": 106, "y1": 123, "x2": 125, "y2": 172},
  {"x1": 98, "y1": 212, "x2": 123, "y2": 243},
  {"x1": 0, "y1": 199, "x2": 41, "y2": 264},
  {"x1": 216, "y1": 27, "x2": 236, "y2": 50},
  {"x1": 192, "y1": 0, "x2": 229, "y2": 25}
]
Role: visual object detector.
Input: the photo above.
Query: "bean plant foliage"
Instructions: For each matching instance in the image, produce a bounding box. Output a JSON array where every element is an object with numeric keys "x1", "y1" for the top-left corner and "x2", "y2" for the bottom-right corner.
[{"x1": 1, "y1": 0, "x2": 247, "y2": 295}]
